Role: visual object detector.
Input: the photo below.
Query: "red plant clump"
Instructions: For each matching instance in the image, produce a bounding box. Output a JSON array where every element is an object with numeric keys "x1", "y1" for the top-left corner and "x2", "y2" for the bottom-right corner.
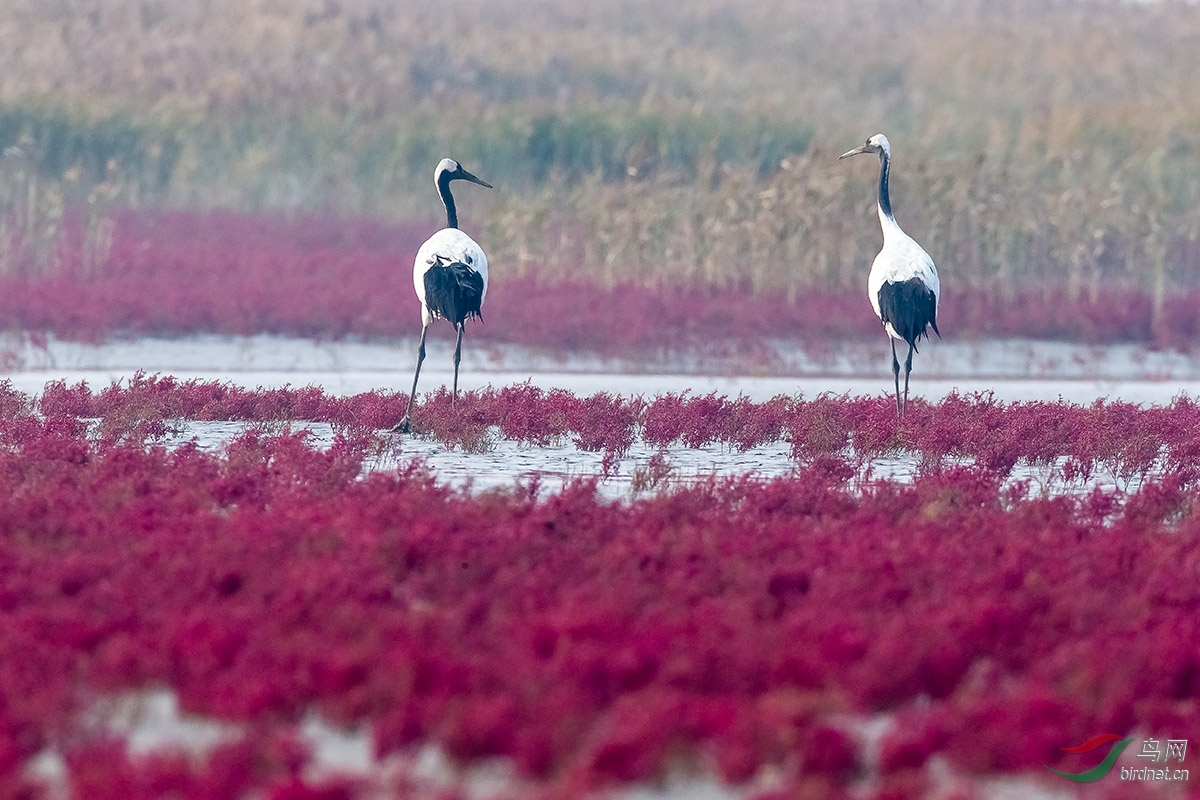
[
  {"x1": 3, "y1": 209, "x2": 1200, "y2": 354},
  {"x1": 0, "y1": 387, "x2": 1198, "y2": 797},
  {"x1": 22, "y1": 375, "x2": 1200, "y2": 489}
]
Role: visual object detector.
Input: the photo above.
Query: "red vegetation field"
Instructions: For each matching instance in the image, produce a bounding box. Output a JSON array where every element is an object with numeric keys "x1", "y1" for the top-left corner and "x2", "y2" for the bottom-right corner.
[
  {"x1": 0, "y1": 380, "x2": 1197, "y2": 798},
  {"x1": 31, "y1": 372, "x2": 1200, "y2": 486},
  {"x1": 0, "y1": 209, "x2": 1197, "y2": 354}
]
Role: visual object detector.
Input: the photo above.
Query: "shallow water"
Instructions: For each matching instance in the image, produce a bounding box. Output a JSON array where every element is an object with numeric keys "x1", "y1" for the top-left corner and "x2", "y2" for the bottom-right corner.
[
  {"x1": 162, "y1": 419, "x2": 1139, "y2": 501},
  {"x1": 7, "y1": 333, "x2": 1183, "y2": 497},
  {"x1": 166, "y1": 419, "x2": 805, "y2": 495},
  {"x1": 5, "y1": 333, "x2": 1200, "y2": 404}
]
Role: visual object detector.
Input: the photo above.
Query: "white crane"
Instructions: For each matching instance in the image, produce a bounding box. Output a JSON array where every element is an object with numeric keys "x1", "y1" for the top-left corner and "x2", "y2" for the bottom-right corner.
[
  {"x1": 393, "y1": 158, "x2": 493, "y2": 433},
  {"x1": 839, "y1": 134, "x2": 940, "y2": 417}
]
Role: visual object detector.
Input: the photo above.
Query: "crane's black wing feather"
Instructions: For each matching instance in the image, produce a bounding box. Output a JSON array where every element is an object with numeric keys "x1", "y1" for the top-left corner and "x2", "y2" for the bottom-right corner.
[
  {"x1": 877, "y1": 277, "x2": 939, "y2": 350},
  {"x1": 423, "y1": 255, "x2": 484, "y2": 327}
]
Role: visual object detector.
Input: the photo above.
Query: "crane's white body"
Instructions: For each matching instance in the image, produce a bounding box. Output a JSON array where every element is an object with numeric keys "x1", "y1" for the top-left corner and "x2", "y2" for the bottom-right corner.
[
  {"x1": 414, "y1": 228, "x2": 489, "y2": 326},
  {"x1": 868, "y1": 209, "x2": 940, "y2": 341}
]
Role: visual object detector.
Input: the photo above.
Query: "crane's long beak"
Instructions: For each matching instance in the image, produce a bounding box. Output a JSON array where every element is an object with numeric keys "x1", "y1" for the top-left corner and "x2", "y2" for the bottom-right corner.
[
  {"x1": 460, "y1": 169, "x2": 493, "y2": 189},
  {"x1": 838, "y1": 145, "x2": 868, "y2": 160}
]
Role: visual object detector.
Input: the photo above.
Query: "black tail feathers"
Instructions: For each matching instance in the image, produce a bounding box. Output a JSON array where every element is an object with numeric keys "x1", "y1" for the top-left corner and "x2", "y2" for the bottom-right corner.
[
  {"x1": 877, "y1": 277, "x2": 938, "y2": 350},
  {"x1": 424, "y1": 255, "x2": 484, "y2": 327}
]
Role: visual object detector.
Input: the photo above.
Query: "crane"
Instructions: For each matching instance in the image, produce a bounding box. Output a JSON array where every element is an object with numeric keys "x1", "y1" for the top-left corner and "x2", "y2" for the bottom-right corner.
[
  {"x1": 840, "y1": 134, "x2": 940, "y2": 417},
  {"x1": 393, "y1": 158, "x2": 492, "y2": 433}
]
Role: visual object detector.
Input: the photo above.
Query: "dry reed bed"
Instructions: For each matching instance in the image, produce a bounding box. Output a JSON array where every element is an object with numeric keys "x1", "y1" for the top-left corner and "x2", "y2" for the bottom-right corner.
[
  {"x1": 1, "y1": 1, "x2": 1200, "y2": 304},
  {"x1": 489, "y1": 149, "x2": 1200, "y2": 307}
]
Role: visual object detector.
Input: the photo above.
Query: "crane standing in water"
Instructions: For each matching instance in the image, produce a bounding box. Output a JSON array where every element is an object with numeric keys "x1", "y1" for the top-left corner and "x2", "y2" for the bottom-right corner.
[
  {"x1": 840, "y1": 134, "x2": 941, "y2": 417},
  {"x1": 393, "y1": 158, "x2": 493, "y2": 433}
]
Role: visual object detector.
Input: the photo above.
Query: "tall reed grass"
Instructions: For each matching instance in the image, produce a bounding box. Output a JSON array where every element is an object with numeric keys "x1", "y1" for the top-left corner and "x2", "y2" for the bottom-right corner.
[
  {"x1": 3, "y1": 0, "x2": 1200, "y2": 317},
  {"x1": 489, "y1": 147, "x2": 1200, "y2": 304}
]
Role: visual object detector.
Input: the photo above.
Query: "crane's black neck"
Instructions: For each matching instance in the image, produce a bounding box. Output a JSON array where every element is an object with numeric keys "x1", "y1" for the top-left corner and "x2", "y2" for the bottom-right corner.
[
  {"x1": 877, "y1": 150, "x2": 894, "y2": 220},
  {"x1": 437, "y1": 172, "x2": 459, "y2": 229}
]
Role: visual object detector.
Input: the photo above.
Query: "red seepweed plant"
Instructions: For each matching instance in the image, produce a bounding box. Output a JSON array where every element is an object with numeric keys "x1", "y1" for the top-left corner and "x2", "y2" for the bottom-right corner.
[
  {"x1": 3, "y1": 209, "x2": 1200, "y2": 361},
  {"x1": 20, "y1": 375, "x2": 1200, "y2": 490},
  {"x1": 1, "y1": 381, "x2": 1198, "y2": 796}
]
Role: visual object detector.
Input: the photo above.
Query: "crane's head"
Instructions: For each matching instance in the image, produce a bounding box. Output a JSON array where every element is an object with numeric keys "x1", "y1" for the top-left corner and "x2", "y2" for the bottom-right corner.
[
  {"x1": 839, "y1": 134, "x2": 892, "y2": 161},
  {"x1": 435, "y1": 158, "x2": 494, "y2": 189}
]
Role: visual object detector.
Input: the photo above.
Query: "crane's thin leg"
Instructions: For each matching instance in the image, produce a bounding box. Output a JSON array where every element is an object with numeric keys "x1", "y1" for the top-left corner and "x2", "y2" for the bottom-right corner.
[
  {"x1": 452, "y1": 323, "x2": 464, "y2": 406},
  {"x1": 393, "y1": 324, "x2": 428, "y2": 433},
  {"x1": 902, "y1": 342, "x2": 915, "y2": 418},
  {"x1": 891, "y1": 338, "x2": 902, "y2": 416}
]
